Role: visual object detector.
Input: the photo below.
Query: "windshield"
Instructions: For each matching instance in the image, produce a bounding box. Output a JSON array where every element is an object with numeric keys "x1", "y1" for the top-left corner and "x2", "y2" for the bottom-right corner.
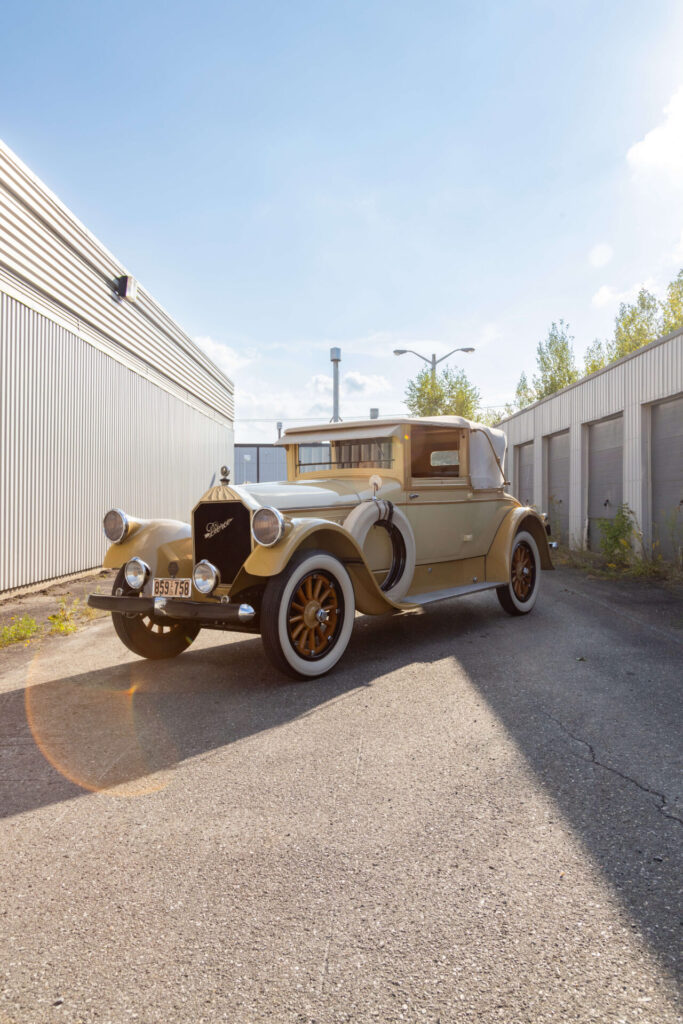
[{"x1": 297, "y1": 438, "x2": 394, "y2": 472}]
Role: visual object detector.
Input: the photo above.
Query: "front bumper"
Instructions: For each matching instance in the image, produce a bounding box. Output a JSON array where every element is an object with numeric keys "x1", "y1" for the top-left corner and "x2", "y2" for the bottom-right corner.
[{"x1": 87, "y1": 593, "x2": 257, "y2": 627}]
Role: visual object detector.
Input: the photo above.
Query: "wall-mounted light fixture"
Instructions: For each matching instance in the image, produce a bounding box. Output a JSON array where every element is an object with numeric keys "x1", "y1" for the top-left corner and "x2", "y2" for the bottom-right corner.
[{"x1": 114, "y1": 275, "x2": 138, "y2": 302}]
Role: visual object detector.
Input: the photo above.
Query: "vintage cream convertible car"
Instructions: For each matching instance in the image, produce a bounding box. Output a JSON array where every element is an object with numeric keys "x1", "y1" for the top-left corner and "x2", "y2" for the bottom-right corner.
[{"x1": 88, "y1": 417, "x2": 554, "y2": 679}]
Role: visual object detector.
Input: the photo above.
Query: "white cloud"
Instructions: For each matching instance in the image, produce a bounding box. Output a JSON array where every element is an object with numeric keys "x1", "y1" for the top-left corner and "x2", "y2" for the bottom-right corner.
[
  {"x1": 672, "y1": 230, "x2": 683, "y2": 265},
  {"x1": 194, "y1": 336, "x2": 253, "y2": 378},
  {"x1": 343, "y1": 371, "x2": 391, "y2": 394},
  {"x1": 588, "y1": 243, "x2": 613, "y2": 269},
  {"x1": 627, "y1": 86, "x2": 683, "y2": 185},
  {"x1": 591, "y1": 276, "x2": 661, "y2": 309},
  {"x1": 591, "y1": 285, "x2": 620, "y2": 308},
  {"x1": 309, "y1": 373, "x2": 333, "y2": 395}
]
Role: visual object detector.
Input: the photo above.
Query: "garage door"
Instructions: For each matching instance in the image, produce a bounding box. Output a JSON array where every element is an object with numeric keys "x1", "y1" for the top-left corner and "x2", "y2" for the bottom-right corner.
[
  {"x1": 516, "y1": 442, "x2": 534, "y2": 506},
  {"x1": 651, "y1": 394, "x2": 683, "y2": 562},
  {"x1": 588, "y1": 416, "x2": 623, "y2": 551},
  {"x1": 547, "y1": 431, "x2": 569, "y2": 543}
]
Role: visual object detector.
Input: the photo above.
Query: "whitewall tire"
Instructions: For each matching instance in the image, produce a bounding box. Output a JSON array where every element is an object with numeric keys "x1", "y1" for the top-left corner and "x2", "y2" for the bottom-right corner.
[
  {"x1": 496, "y1": 530, "x2": 541, "y2": 616},
  {"x1": 261, "y1": 550, "x2": 356, "y2": 680}
]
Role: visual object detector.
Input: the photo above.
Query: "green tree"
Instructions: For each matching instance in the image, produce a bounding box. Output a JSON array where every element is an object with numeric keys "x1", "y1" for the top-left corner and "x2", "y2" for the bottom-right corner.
[
  {"x1": 532, "y1": 320, "x2": 579, "y2": 399},
  {"x1": 404, "y1": 366, "x2": 481, "y2": 418},
  {"x1": 583, "y1": 338, "x2": 607, "y2": 376},
  {"x1": 477, "y1": 404, "x2": 515, "y2": 426},
  {"x1": 609, "y1": 287, "x2": 659, "y2": 360},
  {"x1": 514, "y1": 371, "x2": 535, "y2": 409},
  {"x1": 660, "y1": 269, "x2": 683, "y2": 335}
]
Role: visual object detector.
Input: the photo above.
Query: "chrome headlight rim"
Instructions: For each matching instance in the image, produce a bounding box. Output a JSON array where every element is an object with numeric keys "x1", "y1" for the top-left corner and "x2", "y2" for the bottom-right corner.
[
  {"x1": 192, "y1": 559, "x2": 221, "y2": 595},
  {"x1": 251, "y1": 507, "x2": 286, "y2": 547},
  {"x1": 103, "y1": 508, "x2": 130, "y2": 544},
  {"x1": 124, "y1": 556, "x2": 150, "y2": 591}
]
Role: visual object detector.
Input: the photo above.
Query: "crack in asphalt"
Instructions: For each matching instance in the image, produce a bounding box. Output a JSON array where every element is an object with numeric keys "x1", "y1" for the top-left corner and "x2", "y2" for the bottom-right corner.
[{"x1": 544, "y1": 713, "x2": 683, "y2": 826}]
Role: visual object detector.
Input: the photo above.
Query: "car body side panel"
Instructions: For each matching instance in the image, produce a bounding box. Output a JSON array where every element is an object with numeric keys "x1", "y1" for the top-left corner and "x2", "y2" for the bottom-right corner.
[{"x1": 404, "y1": 490, "x2": 515, "y2": 562}]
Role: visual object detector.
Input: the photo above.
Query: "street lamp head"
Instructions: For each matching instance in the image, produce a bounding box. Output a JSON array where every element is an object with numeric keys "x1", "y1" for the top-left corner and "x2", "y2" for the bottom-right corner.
[
  {"x1": 393, "y1": 349, "x2": 407, "y2": 356},
  {"x1": 461, "y1": 347, "x2": 475, "y2": 353}
]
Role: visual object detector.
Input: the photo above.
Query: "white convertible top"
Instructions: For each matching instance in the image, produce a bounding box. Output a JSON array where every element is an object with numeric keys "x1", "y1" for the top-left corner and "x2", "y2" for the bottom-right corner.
[{"x1": 277, "y1": 416, "x2": 507, "y2": 490}]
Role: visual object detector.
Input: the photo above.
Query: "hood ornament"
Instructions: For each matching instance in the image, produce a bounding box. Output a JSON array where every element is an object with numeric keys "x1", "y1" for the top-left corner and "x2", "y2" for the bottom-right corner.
[{"x1": 220, "y1": 465, "x2": 230, "y2": 484}]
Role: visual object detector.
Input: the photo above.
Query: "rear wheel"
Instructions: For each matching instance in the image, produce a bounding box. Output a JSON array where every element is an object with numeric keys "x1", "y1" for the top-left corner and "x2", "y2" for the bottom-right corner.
[
  {"x1": 496, "y1": 530, "x2": 540, "y2": 616},
  {"x1": 110, "y1": 568, "x2": 200, "y2": 659},
  {"x1": 261, "y1": 550, "x2": 355, "y2": 680}
]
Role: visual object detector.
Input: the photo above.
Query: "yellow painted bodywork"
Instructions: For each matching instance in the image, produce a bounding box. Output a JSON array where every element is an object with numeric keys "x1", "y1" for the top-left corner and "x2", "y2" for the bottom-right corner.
[
  {"x1": 485, "y1": 506, "x2": 554, "y2": 581},
  {"x1": 100, "y1": 421, "x2": 553, "y2": 617}
]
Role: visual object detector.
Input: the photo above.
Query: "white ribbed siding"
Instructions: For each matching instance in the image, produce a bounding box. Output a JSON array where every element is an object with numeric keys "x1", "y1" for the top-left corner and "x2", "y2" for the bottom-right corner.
[
  {"x1": 499, "y1": 330, "x2": 683, "y2": 550},
  {"x1": 0, "y1": 139, "x2": 235, "y2": 594},
  {"x1": 0, "y1": 294, "x2": 233, "y2": 592},
  {"x1": 0, "y1": 139, "x2": 233, "y2": 421}
]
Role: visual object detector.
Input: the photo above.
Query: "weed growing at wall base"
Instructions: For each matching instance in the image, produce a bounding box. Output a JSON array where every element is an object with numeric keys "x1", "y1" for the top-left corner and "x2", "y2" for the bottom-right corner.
[
  {"x1": 597, "y1": 503, "x2": 637, "y2": 565},
  {"x1": 0, "y1": 615, "x2": 39, "y2": 648}
]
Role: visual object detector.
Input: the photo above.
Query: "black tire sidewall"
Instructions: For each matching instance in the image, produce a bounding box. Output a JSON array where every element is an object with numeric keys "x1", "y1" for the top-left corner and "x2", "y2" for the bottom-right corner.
[{"x1": 111, "y1": 567, "x2": 199, "y2": 659}]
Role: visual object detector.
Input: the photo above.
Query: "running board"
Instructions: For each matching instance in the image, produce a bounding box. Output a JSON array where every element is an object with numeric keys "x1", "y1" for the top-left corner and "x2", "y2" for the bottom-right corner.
[{"x1": 402, "y1": 581, "x2": 504, "y2": 607}]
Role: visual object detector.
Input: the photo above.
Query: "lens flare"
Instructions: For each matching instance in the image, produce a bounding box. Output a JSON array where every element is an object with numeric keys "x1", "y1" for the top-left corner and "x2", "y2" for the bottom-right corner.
[{"x1": 25, "y1": 650, "x2": 178, "y2": 798}]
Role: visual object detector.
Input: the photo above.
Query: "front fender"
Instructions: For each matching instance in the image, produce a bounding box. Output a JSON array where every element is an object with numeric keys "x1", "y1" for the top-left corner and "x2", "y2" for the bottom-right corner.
[
  {"x1": 486, "y1": 507, "x2": 554, "y2": 582},
  {"x1": 237, "y1": 518, "x2": 405, "y2": 615},
  {"x1": 102, "y1": 519, "x2": 193, "y2": 586}
]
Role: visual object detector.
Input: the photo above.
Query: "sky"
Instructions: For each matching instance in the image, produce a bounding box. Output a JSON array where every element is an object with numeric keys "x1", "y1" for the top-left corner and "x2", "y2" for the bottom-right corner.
[{"x1": 2, "y1": 0, "x2": 683, "y2": 441}]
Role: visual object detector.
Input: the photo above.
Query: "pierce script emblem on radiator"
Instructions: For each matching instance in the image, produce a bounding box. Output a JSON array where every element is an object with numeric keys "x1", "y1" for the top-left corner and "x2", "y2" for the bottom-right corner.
[{"x1": 204, "y1": 517, "x2": 233, "y2": 540}]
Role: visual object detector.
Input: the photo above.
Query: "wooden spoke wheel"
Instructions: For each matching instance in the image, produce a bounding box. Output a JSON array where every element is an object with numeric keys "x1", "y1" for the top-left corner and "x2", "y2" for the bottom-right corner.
[
  {"x1": 286, "y1": 570, "x2": 342, "y2": 660},
  {"x1": 496, "y1": 531, "x2": 540, "y2": 616},
  {"x1": 110, "y1": 568, "x2": 199, "y2": 659},
  {"x1": 261, "y1": 550, "x2": 356, "y2": 680},
  {"x1": 510, "y1": 542, "x2": 535, "y2": 602}
]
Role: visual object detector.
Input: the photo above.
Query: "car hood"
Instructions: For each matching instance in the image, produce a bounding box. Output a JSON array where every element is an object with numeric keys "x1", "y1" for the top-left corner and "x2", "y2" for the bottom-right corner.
[{"x1": 242, "y1": 477, "x2": 402, "y2": 511}]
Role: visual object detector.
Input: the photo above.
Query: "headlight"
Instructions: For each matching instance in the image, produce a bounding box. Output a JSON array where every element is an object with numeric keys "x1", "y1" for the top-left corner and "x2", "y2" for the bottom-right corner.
[
  {"x1": 103, "y1": 508, "x2": 130, "y2": 543},
  {"x1": 124, "y1": 557, "x2": 150, "y2": 591},
  {"x1": 192, "y1": 559, "x2": 220, "y2": 594},
  {"x1": 251, "y1": 507, "x2": 286, "y2": 547}
]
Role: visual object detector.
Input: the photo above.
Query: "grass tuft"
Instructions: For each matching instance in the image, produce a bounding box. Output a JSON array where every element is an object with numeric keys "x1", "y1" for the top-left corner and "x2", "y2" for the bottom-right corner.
[{"x1": 0, "y1": 615, "x2": 39, "y2": 648}]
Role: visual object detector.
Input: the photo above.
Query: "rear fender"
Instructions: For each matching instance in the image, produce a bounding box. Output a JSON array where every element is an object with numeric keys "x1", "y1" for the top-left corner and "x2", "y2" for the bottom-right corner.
[{"x1": 486, "y1": 507, "x2": 554, "y2": 581}]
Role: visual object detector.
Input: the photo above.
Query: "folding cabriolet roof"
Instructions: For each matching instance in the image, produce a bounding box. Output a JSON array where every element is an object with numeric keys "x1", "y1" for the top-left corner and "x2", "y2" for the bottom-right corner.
[
  {"x1": 277, "y1": 416, "x2": 507, "y2": 490},
  {"x1": 277, "y1": 415, "x2": 493, "y2": 446}
]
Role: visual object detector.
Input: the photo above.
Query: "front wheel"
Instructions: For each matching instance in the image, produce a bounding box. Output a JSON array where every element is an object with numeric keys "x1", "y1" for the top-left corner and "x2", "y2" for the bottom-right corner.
[
  {"x1": 261, "y1": 550, "x2": 356, "y2": 680},
  {"x1": 110, "y1": 568, "x2": 200, "y2": 659},
  {"x1": 496, "y1": 530, "x2": 541, "y2": 616}
]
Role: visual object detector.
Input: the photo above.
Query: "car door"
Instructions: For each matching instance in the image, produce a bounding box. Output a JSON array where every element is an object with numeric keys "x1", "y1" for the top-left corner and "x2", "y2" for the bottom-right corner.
[{"x1": 403, "y1": 426, "x2": 508, "y2": 564}]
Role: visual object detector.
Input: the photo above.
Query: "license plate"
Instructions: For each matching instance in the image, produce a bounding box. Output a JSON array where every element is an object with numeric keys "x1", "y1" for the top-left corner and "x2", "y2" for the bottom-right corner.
[{"x1": 152, "y1": 578, "x2": 191, "y2": 598}]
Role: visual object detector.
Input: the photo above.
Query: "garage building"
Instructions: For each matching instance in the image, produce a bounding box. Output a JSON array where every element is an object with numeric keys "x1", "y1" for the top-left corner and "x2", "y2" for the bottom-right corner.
[
  {"x1": 499, "y1": 329, "x2": 683, "y2": 562},
  {"x1": 0, "y1": 140, "x2": 234, "y2": 595}
]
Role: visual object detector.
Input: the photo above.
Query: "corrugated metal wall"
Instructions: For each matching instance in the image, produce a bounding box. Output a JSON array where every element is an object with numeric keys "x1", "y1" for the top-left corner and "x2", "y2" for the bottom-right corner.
[
  {"x1": 0, "y1": 140, "x2": 234, "y2": 422},
  {"x1": 0, "y1": 140, "x2": 235, "y2": 594},
  {"x1": 0, "y1": 294, "x2": 232, "y2": 592},
  {"x1": 498, "y1": 330, "x2": 683, "y2": 555}
]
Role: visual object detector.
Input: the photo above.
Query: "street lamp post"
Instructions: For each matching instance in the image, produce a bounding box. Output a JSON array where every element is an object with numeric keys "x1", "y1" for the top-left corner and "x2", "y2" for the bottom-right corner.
[{"x1": 393, "y1": 346, "x2": 475, "y2": 378}]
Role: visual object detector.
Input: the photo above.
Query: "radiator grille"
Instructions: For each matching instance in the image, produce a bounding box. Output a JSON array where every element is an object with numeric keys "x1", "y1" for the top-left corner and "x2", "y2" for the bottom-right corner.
[{"x1": 193, "y1": 501, "x2": 252, "y2": 585}]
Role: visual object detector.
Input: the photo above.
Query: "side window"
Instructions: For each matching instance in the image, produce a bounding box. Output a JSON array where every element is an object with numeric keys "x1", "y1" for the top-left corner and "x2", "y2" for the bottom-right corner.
[{"x1": 411, "y1": 427, "x2": 467, "y2": 479}]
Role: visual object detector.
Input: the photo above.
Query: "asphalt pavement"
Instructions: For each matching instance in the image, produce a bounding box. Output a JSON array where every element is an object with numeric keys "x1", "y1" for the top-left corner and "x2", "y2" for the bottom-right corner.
[{"x1": 0, "y1": 567, "x2": 681, "y2": 1024}]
